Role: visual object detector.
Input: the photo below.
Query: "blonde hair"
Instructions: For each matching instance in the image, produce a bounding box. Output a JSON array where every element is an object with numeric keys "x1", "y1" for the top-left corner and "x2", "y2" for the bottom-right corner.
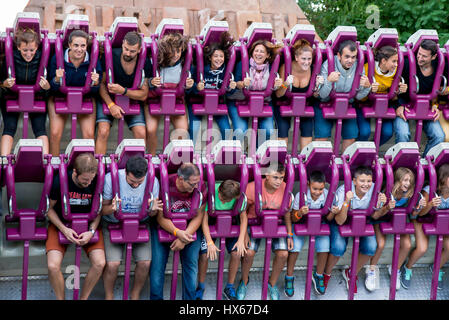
[{"x1": 392, "y1": 167, "x2": 415, "y2": 199}]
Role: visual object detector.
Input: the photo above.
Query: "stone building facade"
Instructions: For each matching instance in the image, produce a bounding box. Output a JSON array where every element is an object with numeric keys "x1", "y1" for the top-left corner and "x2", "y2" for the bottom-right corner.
[{"x1": 24, "y1": 0, "x2": 312, "y2": 40}]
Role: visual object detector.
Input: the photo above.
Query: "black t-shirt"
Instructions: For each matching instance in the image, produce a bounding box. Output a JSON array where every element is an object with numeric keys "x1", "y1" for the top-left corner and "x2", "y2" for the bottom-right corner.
[
  {"x1": 399, "y1": 58, "x2": 439, "y2": 103},
  {"x1": 50, "y1": 169, "x2": 97, "y2": 221},
  {"x1": 101, "y1": 48, "x2": 152, "y2": 88}
]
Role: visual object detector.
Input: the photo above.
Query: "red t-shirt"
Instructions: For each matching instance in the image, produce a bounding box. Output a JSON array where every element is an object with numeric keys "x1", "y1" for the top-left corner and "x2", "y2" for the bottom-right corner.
[{"x1": 168, "y1": 173, "x2": 207, "y2": 213}]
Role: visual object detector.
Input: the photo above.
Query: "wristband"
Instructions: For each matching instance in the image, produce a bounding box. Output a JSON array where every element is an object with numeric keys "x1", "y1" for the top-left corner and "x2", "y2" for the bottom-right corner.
[
  {"x1": 281, "y1": 84, "x2": 287, "y2": 89},
  {"x1": 173, "y1": 228, "x2": 179, "y2": 237},
  {"x1": 287, "y1": 233, "x2": 294, "y2": 238},
  {"x1": 343, "y1": 202, "x2": 349, "y2": 208},
  {"x1": 107, "y1": 102, "x2": 115, "y2": 109},
  {"x1": 207, "y1": 240, "x2": 214, "y2": 246},
  {"x1": 294, "y1": 211, "x2": 302, "y2": 220},
  {"x1": 123, "y1": 87, "x2": 128, "y2": 95}
]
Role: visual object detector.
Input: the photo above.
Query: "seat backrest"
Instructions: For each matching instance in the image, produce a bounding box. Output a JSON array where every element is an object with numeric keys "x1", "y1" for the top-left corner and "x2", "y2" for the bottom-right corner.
[{"x1": 114, "y1": 139, "x2": 146, "y2": 169}]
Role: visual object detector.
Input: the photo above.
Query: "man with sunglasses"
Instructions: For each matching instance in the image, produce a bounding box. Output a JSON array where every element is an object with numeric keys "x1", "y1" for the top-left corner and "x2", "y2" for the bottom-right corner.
[{"x1": 150, "y1": 162, "x2": 207, "y2": 300}]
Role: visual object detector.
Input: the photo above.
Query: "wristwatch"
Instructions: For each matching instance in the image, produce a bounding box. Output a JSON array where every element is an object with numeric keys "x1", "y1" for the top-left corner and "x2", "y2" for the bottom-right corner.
[{"x1": 89, "y1": 228, "x2": 95, "y2": 235}]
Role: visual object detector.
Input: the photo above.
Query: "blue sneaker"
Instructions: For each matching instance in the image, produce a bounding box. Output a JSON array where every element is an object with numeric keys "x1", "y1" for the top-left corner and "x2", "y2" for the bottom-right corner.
[
  {"x1": 430, "y1": 265, "x2": 445, "y2": 290},
  {"x1": 400, "y1": 264, "x2": 412, "y2": 289},
  {"x1": 312, "y1": 272, "x2": 325, "y2": 295},
  {"x1": 268, "y1": 284, "x2": 280, "y2": 300},
  {"x1": 284, "y1": 276, "x2": 295, "y2": 297},
  {"x1": 195, "y1": 283, "x2": 205, "y2": 300},
  {"x1": 223, "y1": 285, "x2": 237, "y2": 300},
  {"x1": 236, "y1": 278, "x2": 249, "y2": 300}
]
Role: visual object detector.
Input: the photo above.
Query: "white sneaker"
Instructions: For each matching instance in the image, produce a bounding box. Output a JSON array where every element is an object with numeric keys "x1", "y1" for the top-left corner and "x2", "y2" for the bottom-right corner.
[
  {"x1": 388, "y1": 265, "x2": 401, "y2": 291},
  {"x1": 365, "y1": 267, "x2": 377, "y2": 292}
]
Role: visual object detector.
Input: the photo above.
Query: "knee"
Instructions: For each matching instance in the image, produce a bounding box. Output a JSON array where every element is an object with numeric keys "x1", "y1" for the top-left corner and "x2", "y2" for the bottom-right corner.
[
  {"x1": 106, "y1": 261, "x2": 121, "y2": 273},
  {"x1": 137, "y1": 260, "x2": 151, "y2": 272},
  {"x1": 275, "y1": 250, "x2": 289, "y2": 261},
  {"x1": 92, "y1": 257, "x2": 106, "y2": 271},
  {"x1": 47, "y1": 259, "x2": 62, "y2": 274},
  {"x1": 416, "y1": 239, "x2": 429, "y2": 255},
  {"x1": 377, "y1": 237, "x2": 386, "y2": 251},
  {"x1": 199, "y1": 253, "x2": 208, "y2": 263},
  {"x1": 402, "y1": 237, "x2": 412, "y2": 251},
  {"x1": 97, "y1": 125, "x2": 110, "y2": 141},
  {"x1": 82, "y1": 127, "x2": 95, "y2": 139},
  {"x1": 244, "y1": 249, "x2": 256, "y2": 260},
  {"x1": 133, "y1": 126, "x2": 146, "y2": 139}
]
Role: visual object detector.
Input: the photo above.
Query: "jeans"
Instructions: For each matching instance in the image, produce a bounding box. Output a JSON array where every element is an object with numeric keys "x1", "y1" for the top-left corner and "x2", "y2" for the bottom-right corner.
[
  {"x1": 272, "y1": 105, "x2": 314, "y2": 138},
  {"x1": 313, "y1": 104, "x2": 358, "y2": 139},
  {"x1": 149, "y1": 222, "x2": 202, "y2": 300},
  {"x1": 394, "y1": 117, "x2": 445, "y2": 156},
  {"x1": 356, "y1": 107, "x2": 393, "y2": 145},
  {"x1": 329, "y1": 222, "x2": 377, "y2": 257}
]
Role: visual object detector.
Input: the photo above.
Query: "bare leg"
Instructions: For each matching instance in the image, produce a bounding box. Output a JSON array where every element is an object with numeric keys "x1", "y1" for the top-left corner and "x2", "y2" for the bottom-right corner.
[
  {"x1": 80, "y1": 249, "x2": 106, "y2": 300},
  {"x1": 316, "y1": 252, "x2": 329, "y2": 274},
  {"x1": 269, "y1": 250, "x2": 288, "y2": 286},
  {"x1": 47, "y1": 250, "x2": 66, "y2": 300},
  {"x1": 144, "y1": 107, "x2": 159, "y2": 155},
  {"x1": 286, "y1": 252, "x2": 299, "y2": 277},
  {"x1": 227, "y1": 251, "x2": 240, "y2": 285},
  {"x1": 341, "y1": 138, "x2": 355, "y2": 153},
  {"x1": 48, "y1": 97, "x2": 67, "y2": 156},
  {"x1": 130, "y1": 260, "x2": 151, "y2": 300},
  {"x1": 369, "y1": 224, "x2": 386, "y2": 267},
  {"x1": 299, "y1": 136, "x2": 313, "y2": 152},
  {"x1": 240, "y1": 249, "x2": 256, "y2": 285},
  {"x1": 103, "y1": 261, "x2": 120, "y2": 300},
  {"x1": 0, "y1": 135, "x2": 14, "y2": 156},
  {"x1": 95, "y1": 122, "x2": 111, "y2": 155},
  {"x1": 406, "y1": 221, "x2": 429, "y2": 269},
  {"x1": 197, "y1": 253, "x2": 208, "y2": 284},
  {"x1": 397, "y1": 234, "x2": 412, "y2": 270}
]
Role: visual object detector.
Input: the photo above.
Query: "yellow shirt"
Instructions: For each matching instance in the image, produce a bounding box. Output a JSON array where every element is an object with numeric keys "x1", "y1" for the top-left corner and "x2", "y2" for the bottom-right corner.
[{"x1": 361, "y1": 62, "x2": 396, "y2": 101}]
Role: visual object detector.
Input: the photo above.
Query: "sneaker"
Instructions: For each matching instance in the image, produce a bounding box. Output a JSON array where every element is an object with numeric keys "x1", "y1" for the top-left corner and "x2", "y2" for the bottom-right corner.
[
  {"x1": 236, "y1": 278, "x2": 248, "y2": 300},
  {"x1": 195, "y1": 284, "x2": 205, "y2": 300},
  {"x1": 388, "y1": 265, "x2": 401, "y2": 291},
  {"x1": 284, "y1": 276, "x2": 295, "y2": 297},
  {"x1": 400, "y1": 264, "x2": 412, "y2": 289},
  {"x1": 323, "y1": 274, "x2": 331, "y2": 290},
  {"x1": 430, "y1": 265, "x2": 445, "y2": 290},
  {"x1": 312, "y1": 272, "x2": 326, "y2": 295},
  {"x1": 268, "y1": 283, "x2": 280, "y2": 300},
  {"x1": 342, "y1": 268, "x2": 358, "y2": 293},
  {"x1": 223, "y1": 285, "x2": 237, "y2": 300},
  {"x1": 365, "y1": 266, "x2": 378, "y2": 292}
]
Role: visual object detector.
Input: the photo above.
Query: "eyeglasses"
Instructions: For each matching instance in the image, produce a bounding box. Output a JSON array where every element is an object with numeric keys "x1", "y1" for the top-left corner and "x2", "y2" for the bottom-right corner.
[{"x1": 186, "y1": 180, "x2": 199, "y2": 188}]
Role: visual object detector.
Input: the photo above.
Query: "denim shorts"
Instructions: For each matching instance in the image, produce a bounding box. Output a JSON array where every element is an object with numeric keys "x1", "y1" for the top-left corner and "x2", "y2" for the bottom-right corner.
[
  {"x1": 96, "y1": 99, "x2": 146, "y2": 129},
  {"x1": 199, "y1": 234, "x2": 238, "y2": 255},
  {"x1": 246, "y1": 227, "x2": 304, "y2": 253},
  {"x1": 329, "y1": 221, "x2": 377, "y2": 257}
]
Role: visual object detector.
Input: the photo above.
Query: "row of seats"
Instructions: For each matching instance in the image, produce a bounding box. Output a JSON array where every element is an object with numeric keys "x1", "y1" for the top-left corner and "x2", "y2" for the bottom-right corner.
[
  {"x1": 1, "y1": 13, "x2": 449, "y2": 155},
  {"x1": 3, "y1": 137, "x2": 449, "y2": 300}
]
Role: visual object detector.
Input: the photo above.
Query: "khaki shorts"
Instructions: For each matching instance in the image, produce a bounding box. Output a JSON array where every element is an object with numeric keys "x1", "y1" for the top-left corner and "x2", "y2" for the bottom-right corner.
[{"x1": 102, "y1": 225, "x2": 151, "y2": 262}]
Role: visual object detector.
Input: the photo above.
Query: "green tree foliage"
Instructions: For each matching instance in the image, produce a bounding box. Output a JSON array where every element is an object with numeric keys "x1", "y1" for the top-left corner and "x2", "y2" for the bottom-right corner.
[{"x1": 297, "y1": 0, "x2": 449, "y2": 45}]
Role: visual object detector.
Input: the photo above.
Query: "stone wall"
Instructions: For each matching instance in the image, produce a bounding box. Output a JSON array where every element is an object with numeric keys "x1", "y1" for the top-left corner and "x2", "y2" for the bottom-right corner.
[{"x1": 24, "y1": 0, "x2": 313, "y2": 41}]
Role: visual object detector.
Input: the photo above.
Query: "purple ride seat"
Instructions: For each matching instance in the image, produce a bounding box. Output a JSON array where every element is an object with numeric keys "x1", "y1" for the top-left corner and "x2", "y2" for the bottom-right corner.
[
  {"x1": 3, "y1": 139, "x2": 53, "y2": 300},
  {"x1": 402, "y1": 30, "x2": 446, "y2": 145},
  {"x1": 5, "y1": 12, "x2": 50, "y2": 115},
  {"x1": 53, "y1": 14, "x2": 99, "y2": 115},
  {"x1": 380, "y1": 142, "x2": 423, "y2": 300},
  {"x1": 107, "y1": 139, "x2": 152, "y2": 244},
  {"x1": 102, "y1": 17, "x2": 147, "y2": 120},
  {"x1": 277, "y1": 24, "x2": 322, "y2": 156},
  {"x1": 249, "y1": 140, "x2": 294, "y2": 300}
]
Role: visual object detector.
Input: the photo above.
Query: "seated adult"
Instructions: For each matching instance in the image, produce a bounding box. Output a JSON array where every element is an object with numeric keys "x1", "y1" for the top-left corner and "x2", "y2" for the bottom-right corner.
[
  {"x1": 0, "y1": 28, "x2": 50, "y2": 155},
  {"x1": 317, "y1": 40, "x2": 371, "y2": 153},
  {"x1": 101, "y1": 155, "x2": 161, "y2": 300},
  {"x1": 149, "y1": 163, "x2": 207, "y2": 300},
  {"x1": 47, "y1": 29, "x2": 102, "y2": 156},
  {"x1": 46, "y1": 153, "x2": 105, "y2": 300},
  {"x1": 394, "y1": 39, "x2": 446, "y2": 156},
  {"x1": 95, "y1": 31, "x2": 156, "y2": 154}
]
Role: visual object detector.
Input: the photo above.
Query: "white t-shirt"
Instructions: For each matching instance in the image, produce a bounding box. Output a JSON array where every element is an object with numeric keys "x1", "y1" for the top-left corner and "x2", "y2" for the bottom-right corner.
[
  {"x1": 102, "y1": 169, "x2": 160, "y2": 223},
  {"x1": 293, "y1": 189, "x2": 329, "y2": 210}
]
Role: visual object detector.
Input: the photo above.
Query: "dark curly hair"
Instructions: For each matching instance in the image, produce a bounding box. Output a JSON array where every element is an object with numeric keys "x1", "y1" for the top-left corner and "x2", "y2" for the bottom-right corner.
[
  {"x1": 203, "y1": 31, "x2": 233, "y2": 63},
  {"x1": 157, "y1": 32, "x2": 189, "y2": 68}
]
